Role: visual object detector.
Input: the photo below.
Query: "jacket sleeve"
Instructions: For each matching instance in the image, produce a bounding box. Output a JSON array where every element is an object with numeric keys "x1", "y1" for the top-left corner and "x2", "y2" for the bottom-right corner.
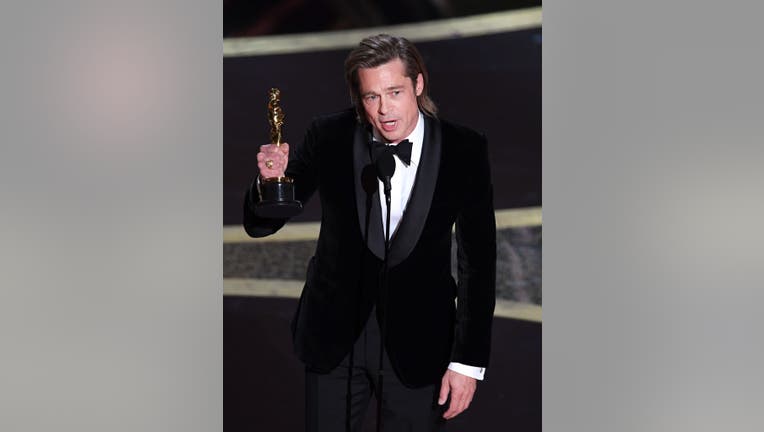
[
  {"x1": 242, "y1": 122, "x2": 320, "y2": 238},
  {"x1": 451, "y1": 134, "x2": 497, "y2": 367}
]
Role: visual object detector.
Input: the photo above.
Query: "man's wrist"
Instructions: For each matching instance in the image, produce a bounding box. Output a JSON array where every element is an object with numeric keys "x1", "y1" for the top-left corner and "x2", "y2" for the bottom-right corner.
[{"x1": 448, "y1": 362, "x2": 486, "y2": 380}]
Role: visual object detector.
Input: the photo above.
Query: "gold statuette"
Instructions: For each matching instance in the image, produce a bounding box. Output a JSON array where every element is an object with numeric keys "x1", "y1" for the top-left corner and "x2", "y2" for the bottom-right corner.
[{"x1": 268, "y1": 88, "x2": 285, "y2": 146}]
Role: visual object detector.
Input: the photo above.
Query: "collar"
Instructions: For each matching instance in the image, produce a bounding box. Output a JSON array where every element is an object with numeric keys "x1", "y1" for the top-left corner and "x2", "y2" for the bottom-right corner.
[{"x1": 372, "y1": 111, "x2": 425, "y2": 167}]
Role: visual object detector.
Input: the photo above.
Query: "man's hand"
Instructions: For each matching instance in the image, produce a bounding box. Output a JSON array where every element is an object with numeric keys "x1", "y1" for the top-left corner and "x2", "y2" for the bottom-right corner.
[
  {"x1": 257, "y1": 143, "x2": 289, "y2": 178},
  {"x1": 438, "y1": 369, "x2": 477, "y2": 420}
]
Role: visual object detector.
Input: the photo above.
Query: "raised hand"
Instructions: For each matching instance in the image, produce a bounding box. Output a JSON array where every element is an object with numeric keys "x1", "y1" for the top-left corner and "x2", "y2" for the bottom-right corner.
[{"x1": 256, "y1": 143, "x2": 289, "y2": 178}]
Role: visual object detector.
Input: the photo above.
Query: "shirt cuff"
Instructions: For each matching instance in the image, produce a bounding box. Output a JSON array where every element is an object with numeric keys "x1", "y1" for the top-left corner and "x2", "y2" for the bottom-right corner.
[{"x1": 448, "y1": 362, "x2": 486, "y2": 380}]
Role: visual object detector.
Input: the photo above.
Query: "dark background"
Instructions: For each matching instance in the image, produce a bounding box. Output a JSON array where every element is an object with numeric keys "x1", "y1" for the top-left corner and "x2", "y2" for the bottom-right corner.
[{"x1": 224, "y1": 0, "x2": 541, "y2": 37}]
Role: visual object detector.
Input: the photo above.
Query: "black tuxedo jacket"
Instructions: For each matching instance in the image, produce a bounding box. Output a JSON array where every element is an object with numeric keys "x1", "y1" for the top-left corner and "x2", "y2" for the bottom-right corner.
[{"x1": 244, "y1": 109, "x2": 496, "y2": 387}]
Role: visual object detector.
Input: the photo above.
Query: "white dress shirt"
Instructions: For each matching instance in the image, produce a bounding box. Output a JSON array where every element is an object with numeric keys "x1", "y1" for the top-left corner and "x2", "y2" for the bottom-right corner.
[{"x1": 374, "y1": 111, "x2": 486, "y2": 381}]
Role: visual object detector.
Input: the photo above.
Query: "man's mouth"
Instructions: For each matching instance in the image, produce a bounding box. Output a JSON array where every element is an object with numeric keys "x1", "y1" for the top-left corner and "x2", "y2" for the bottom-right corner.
[{"x1": 380, "y1": 120, "x2": 397, "y2": 131}]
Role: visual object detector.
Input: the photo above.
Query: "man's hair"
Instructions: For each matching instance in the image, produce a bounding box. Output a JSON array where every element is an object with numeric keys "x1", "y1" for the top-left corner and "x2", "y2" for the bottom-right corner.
[{"x1": 344, "y1": 34, "x2": 438, "y2": 123}]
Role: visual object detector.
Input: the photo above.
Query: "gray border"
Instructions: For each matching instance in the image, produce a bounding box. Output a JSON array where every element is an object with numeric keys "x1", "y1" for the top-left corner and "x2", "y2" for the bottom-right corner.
[
  {"x1": 0, "y1": 1, "x2": 222, "y2": 431},
  {"x1": 545, "y1": 1, "x2": 764, "y2": 430}
]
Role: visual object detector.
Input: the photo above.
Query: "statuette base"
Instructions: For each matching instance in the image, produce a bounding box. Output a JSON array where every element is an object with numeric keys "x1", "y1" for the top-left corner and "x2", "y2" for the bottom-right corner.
[{"x1": 254, "y1": 180, "x2": 303, "y2": 218}]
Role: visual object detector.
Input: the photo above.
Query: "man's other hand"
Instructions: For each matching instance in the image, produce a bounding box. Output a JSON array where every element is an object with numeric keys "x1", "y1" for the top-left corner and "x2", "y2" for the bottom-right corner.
[{"x1": 438, "y1": 369, "x2": 477, "y2": 420}]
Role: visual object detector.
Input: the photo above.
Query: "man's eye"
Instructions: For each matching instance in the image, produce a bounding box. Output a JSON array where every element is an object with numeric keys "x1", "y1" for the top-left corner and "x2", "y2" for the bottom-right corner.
[
  {"x1": 392, "y1": 90, "x2": 401, "y2": 96},
  {"x1": 364, "y1": 95, "x2": 377, "y2": 102}
]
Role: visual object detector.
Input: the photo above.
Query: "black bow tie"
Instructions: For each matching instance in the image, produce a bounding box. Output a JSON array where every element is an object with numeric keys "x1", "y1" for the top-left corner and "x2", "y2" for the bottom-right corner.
[{"x1": 372, "y1": 139, "x2": 413, "y2": 165}]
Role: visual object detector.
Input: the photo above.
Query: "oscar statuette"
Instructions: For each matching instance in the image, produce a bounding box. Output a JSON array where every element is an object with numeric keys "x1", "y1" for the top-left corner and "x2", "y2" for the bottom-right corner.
[{"x1": 253, "y1": 88, "x2": 303, "y2": 218}]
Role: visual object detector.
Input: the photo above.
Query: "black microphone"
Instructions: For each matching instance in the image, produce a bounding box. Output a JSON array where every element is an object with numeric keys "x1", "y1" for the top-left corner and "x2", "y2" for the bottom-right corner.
[{"x1": 375, "y1": 149, "x2": 396, "y2": 197}]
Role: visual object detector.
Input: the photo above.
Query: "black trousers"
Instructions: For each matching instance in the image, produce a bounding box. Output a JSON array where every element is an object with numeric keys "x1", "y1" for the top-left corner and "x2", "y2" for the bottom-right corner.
[{"x1": 305, "y1": 310, "x2": 447, "y2": 432}]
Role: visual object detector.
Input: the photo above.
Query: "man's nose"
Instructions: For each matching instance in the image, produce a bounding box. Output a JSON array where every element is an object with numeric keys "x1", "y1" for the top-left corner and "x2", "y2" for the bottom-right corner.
[{"x1": 377, "y1": 96, "x2": 388, "y2": 114}]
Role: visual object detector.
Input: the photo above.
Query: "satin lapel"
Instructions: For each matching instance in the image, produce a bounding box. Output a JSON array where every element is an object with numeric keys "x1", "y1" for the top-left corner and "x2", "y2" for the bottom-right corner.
[
  {"x1": 352, "y1": 124, "x2": 386, "y2": 260},
  {"x1": 387, "y1": 115, "x2": 441, "y2": 267}
]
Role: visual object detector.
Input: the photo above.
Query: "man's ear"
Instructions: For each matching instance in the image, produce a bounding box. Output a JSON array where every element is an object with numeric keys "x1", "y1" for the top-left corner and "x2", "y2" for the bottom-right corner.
[{"x1": 415, "y1": 73, "x2": 424, "y2": 96}]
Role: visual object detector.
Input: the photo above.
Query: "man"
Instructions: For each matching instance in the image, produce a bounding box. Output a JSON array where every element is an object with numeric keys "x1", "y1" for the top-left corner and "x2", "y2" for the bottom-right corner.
[{"x1": 244, "y1": 34, "x2": 496, "y2": 431}]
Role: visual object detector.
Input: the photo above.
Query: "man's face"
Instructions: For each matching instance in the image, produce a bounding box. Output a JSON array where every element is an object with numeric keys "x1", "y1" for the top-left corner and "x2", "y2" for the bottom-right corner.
[{"x1": 357, "y1": 58, "x2": 423, "y2": 143}]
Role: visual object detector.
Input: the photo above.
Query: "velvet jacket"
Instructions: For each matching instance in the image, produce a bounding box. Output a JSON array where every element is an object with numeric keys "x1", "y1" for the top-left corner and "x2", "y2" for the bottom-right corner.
[{"x1": 243, "y1": 108, "x2": 496, "y2": 387}]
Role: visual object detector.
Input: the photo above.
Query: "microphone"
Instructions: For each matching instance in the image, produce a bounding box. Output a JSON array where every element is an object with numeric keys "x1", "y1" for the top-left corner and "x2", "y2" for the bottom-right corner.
[{"x1": 375, "y1": 149, "x2": 396, "y2": 197}]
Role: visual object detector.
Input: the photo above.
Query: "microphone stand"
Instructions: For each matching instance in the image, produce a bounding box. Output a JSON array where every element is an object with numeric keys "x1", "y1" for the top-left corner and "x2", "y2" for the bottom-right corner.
[{"x1": 376, "y1": 175, "x2": 392, "y2": 432}]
